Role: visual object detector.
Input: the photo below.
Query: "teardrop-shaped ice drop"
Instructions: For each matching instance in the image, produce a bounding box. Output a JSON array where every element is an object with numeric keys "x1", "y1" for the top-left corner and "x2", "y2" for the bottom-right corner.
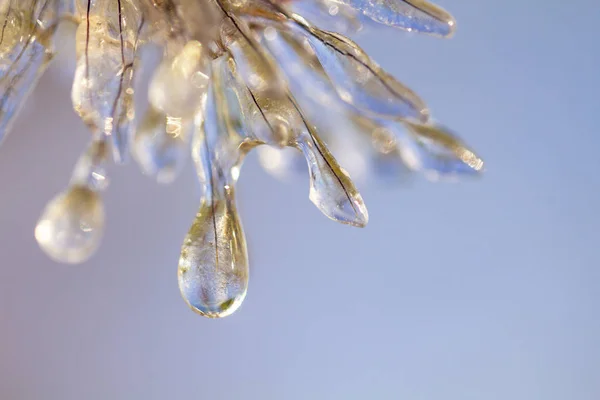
[
  {"x1": 178, "y1": 198, "x2": 249, "y2": 318},
  {"x1": 35, "y1": 186, "x2": 105, "y2": 264}
]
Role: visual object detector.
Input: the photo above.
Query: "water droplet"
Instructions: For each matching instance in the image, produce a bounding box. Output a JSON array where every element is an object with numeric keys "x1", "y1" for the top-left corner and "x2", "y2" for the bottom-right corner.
[
  {"x1": 178, "y1": 200, "x2": 249, "y2": 318},
  {"x1": 35, "y1": 186, "x2": 105, "y2": 264}
]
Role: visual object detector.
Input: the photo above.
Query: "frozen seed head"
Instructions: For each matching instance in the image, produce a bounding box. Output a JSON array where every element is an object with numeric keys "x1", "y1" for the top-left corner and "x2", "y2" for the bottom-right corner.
[{"x1": 2, "y1": 0, "x2": 482, "y2": 318}]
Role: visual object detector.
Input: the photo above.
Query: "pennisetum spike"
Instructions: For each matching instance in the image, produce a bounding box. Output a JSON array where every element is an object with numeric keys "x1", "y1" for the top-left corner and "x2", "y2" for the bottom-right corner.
[
  {"x1": 35, "y1": 137, "x2": 109, "y2": 264},
  {"x1": 0, "y1": 0, "x2": 482, "y2": 318}
]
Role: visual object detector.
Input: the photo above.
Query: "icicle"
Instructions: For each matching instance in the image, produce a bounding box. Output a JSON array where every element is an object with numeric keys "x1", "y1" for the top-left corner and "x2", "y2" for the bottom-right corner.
[
  {"x1": 178, "y1": 56, "x2": 250, "y2": 318},
  {"x1": 35, "y1": 137, "x2": 109, "y2": 264}
]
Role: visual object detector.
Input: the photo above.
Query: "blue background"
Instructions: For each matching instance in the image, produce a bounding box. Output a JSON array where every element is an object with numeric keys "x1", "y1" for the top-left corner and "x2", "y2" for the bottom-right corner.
[{"x1": 0, "y1": 0, "x2": 598, "y2": 398}]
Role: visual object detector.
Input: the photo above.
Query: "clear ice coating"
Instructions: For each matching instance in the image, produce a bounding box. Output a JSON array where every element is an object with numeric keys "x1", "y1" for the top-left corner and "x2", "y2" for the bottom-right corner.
[
  {"x1": 0, "y1": 0, "x2": 59, "y2": 143},
  {"x1": 330, "y1": 0, "x2": 456, "y2": 37},
  {"x1": 70, "y1": 0, "x2": 143, "y2": 163},
  {"x1": 0, "y1": 0, "x2": 483, "y2": 317},
  {"x1": 217, "y1": 48, "x2": 369, "y2": 226},
  {"x1": 399, "y1": 120, "x2": 484, "y2": 178}
]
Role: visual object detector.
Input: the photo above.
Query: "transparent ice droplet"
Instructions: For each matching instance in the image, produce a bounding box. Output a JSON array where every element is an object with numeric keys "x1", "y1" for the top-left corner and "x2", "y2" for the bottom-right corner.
[
  {"x1": 132, "y1": 107, "x2": 193, "y2": 184},
  {"x1": 35, "y1": 186, "x2": 105, "y2": 264},
  {"x1": 178, "y1": 199, "x2": 249, "y2": 318}
]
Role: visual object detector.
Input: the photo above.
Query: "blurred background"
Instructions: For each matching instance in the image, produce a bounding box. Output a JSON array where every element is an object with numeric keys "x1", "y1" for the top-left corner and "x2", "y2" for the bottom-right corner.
[{"x1": 1, "y1": 0, "x2": 599, "y2": 399}]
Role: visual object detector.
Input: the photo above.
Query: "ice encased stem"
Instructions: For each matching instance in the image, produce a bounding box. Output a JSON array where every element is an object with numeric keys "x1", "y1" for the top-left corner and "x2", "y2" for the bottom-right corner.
[
  {"x1": 71, "y1": 0, "x2": 142, "y2": 163},
  {"x1": 330, "y1": 0, "x2": 456, "y2": 37},
  {"x1": 0, "y1": 0, "x2": 59, "y2": 143},
  {"x1": 178, "y1": 57, "x2": 250, "y2": 318}
]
